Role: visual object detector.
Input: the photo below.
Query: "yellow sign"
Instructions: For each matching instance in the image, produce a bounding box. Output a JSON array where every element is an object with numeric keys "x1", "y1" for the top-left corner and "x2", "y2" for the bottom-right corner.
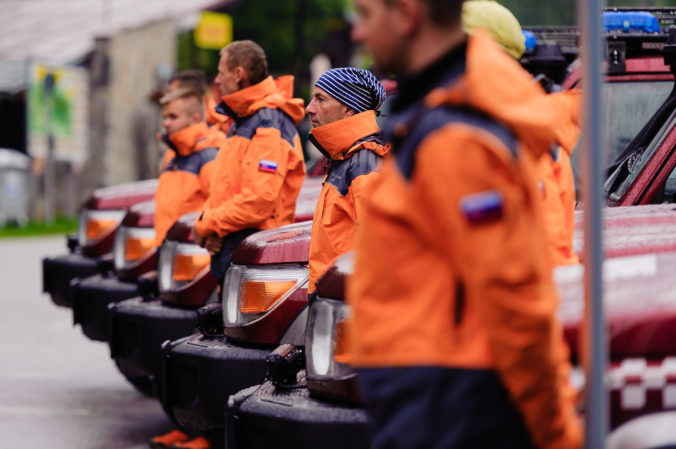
[{"x1": 194, "y1": 12, "x2": 233, "y2": 50}]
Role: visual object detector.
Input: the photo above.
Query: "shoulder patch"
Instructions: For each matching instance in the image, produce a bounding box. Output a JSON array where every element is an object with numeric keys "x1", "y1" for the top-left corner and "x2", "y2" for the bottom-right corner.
[
  {"x1": 460, "y1": 190, "x2": 504, "y2": 225},
  {"x1": 259, "y1": 159, "x2": 278, "y2": 173}
]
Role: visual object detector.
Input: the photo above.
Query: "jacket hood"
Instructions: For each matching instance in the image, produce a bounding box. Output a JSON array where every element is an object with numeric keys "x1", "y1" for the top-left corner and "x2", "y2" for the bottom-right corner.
[
  {"x1": 217, "y1": 75, "x2": 305, "y2": 124},
  {"x1": 426, "y1": 30, "x2": 557, "y2": 160},
  {"x1": 308, "y1": 110, "x2": 386, "y2": 160},
  {"x1": 158, "y1": 121, "x2": 213, "y2": 157}
]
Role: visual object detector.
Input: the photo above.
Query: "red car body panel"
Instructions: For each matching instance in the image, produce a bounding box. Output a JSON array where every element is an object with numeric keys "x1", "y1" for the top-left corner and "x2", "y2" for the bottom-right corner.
[{"x1": 574, "y1": 204, "x2": 676, "y2": 258}]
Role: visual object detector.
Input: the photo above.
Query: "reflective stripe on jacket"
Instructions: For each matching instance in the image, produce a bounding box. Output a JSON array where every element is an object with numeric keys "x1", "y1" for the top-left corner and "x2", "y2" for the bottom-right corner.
[
  {"x1": 307, "y1": 110, "x2": 389, "y2": 293},
  {"x1": 195, "y1": 76, "x2": 306, "y2": 237},
  {"x1": 154, "y1": 121, "x2": 223, "y2": 245},
  {"x1": 348, "y1": 31, "x2": 582, "y2": 449}
]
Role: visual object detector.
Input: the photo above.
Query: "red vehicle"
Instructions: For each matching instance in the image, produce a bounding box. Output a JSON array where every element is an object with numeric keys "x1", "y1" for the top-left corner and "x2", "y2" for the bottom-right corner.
[
  {"x1": 107, "y1": 177, "x2": 321, "y2": 398},
  {"x1": 225, "y1": 218, "x2": 676, "y2": 449},
  {"x1": 157, "y1": 221, "x2": 312, "y2": 440},
  {"x1": 72, "y1": 200, "x2": 158, "y2": 342},
  {"x1": 42, "y1": 179, "x2": 158, "y2": 308},
  {"x1": 71, "y1": 177, "x2": 321, "y2": 345}
]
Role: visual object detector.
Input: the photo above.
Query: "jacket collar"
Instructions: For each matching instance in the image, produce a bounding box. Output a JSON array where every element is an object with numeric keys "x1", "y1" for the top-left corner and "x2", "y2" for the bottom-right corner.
[
  {"x1": 158, "y1": 121, "x2": 210, "y2": 156},
  {"x1": 215, "y1": 76, "x2": 306, "y2": 125},
  {"x1": 424, "y1": 30, "x2": 557, "y2": 160},
  {"x1": 308, "y1": 111, "x2": 382, "y2": 160},
  {"x1": 216, "y1": 76, "x2": 278, "y2": 119}
]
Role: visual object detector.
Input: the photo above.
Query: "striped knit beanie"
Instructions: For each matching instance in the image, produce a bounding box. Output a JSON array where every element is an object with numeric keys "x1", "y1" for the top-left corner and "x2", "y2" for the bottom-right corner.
[{"x1": 315, "y1": 67, "x2": 386, "y2": 113}]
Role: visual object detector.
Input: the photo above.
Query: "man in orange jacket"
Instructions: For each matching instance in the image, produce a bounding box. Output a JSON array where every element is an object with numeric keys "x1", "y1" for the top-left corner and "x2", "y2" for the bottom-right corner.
[
  {"x1": 192, "y1": 40, "x2": 306, "y2": 279},
  {"x1": 348, "y1": 0, "x2": 582, "y2": 448},
  {"x1": 462, "y1": 0, "x2": 581, "y2": 267},
  {"x1": 306, "y1": 67, "x2": 389, "y2": 293},
  {"x1": 153, "y1": 89, "x2": 223, "y2": 246}
]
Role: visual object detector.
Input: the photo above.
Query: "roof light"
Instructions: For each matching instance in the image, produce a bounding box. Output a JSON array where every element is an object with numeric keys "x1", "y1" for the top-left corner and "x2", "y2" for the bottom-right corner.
[
  {"x1": 602, "y1": 11, "x2": 660, "y2": 34},
  {"x1": 523, "y1": 30, "x2": 537, "y2": 51}
]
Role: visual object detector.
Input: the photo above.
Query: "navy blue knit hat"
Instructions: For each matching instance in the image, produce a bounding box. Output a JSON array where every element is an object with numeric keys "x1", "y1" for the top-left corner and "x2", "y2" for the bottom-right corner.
[{"x1": 315, "y1": 68, "x2": 386, "y2": 113}]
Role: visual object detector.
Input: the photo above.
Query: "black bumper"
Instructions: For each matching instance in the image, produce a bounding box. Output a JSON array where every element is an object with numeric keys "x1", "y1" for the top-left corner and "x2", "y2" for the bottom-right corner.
[
  {"x1": 226, "y1": 373, "x2": 371, "y2": 449},
  {"x1": 109, "y1": 297, "x2": 200, "y2": 382},
  {"x1": 42, "y1": 253, "x2": 100, "y2": 308},
  {"x1": 72, "y1": 274, "x2": 139, "y2": 342},
  {"x1": 160, "y1": 333, "x2": 270, "y2": 434}
]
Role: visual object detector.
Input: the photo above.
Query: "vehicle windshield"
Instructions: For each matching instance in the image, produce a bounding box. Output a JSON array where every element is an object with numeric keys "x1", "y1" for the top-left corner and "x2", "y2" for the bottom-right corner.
[
  {"x1": 573, "y1": 80, "x2": 673, "y2": 191},
  {"x1": 606, "y1": 105, "x2": 676, "y2": 203},
  {"x1": 604, "y1": 81, "x2": 673, "y2": 165}
]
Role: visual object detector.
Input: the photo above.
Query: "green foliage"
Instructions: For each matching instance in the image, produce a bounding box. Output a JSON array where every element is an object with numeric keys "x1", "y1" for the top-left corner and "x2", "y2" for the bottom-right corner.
[
  {"x1": 501, "y1": 0, "x2": 676, "y2": 26},
  {"x1": 230, "y1": 0, "x2": 348, "y2": 76},
  {"x1": 177, "y1": 0, "x2": 349, "y2": 100},
  {"x1": 0, "y1": 216, "x2": 77, "y2": 239}
]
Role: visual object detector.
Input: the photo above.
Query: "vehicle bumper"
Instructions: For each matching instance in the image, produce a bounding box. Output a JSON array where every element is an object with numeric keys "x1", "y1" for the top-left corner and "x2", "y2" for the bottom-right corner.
[
  {"x1": 42, "y1": 253, "x2": 100, "y2": 308},
  {"x1": 109, "y1": 297, "x2": 199, "y2": 381},
  {"x1": 160, "y1": 333, "x2": 270, "y2": 433},
  {"x1": 225, "y1": 373, "x2": 371, "y2": 449},
  {"x1": 72, "y1": 274, "x2": 139, "y2": 342}
]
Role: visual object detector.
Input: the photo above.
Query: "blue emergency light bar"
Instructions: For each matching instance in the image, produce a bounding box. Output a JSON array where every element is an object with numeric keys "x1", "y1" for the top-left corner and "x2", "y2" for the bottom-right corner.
[
  {"x1": 602, "y1": 11, "x2": 661, "y2": 33},
  {"x1": 523, "y1": 30, "x2": 537, "y2": 51}
]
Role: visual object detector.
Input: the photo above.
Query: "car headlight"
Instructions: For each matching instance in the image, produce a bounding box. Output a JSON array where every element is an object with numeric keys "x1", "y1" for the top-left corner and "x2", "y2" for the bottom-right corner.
[
  {"x1": 222, "y1": 264, "x2": 309, "y2": 326},
  {"x1": 306, "y1": 297, "x2": 353, "y2": 379},
  {"x1": 77, "y1": 209, "x2": 126, "y2": 247},
  {"x1": 158, "y1": 240, "x2": 211, "y2": 292},
  {"x1": 113, "y1": 226, "x2": 157, "y2": 270}
]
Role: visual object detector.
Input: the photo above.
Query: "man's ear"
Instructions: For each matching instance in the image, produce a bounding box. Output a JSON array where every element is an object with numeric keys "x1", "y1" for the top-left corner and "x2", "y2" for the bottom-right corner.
[
  {"x1": 392, "y1": 0, "x2": 423, "y2": 37},
  {"x1": 190, "y1": 111, "x2": 203, "y2": 125},
  {"x1": 344, "y1": 107, "x2": 356, "y2": 118},
  {"x1": 235, "y1": 66, "x2": 250, "y2": 88}
]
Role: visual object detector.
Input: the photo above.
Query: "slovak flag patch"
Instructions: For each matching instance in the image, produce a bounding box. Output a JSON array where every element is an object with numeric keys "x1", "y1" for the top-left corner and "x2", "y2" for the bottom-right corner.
[
  {"x1": 259, "y1": 159, "x2": 278, "y2": 173},
  {"x1": 460, "y1": 190, "x2": 504, "y2": 225}
]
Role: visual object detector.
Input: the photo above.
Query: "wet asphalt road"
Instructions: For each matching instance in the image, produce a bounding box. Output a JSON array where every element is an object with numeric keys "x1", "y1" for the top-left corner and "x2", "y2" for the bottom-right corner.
[{"x1": 0, "y1": 236, "x2": 173, "y2": 449}]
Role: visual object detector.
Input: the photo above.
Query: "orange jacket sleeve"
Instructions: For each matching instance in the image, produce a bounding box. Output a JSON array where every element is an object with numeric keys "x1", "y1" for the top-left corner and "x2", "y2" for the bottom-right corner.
[
  {"x1": 538, "y1": 153, "x2": 578, "y2": 267},
  {"x1": 195, "y1": 127, "x2": 294, "y2": 237},
  {"x1": 417, "y1": 129, "x2": 582, "y2": 449},
  {"x1": 198, "y1": 158, "x2": 216, "y2": 201}
]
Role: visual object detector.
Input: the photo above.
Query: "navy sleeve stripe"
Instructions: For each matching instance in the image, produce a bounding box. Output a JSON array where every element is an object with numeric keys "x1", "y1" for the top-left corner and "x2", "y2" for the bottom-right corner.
[
  {"x1": 233, "y1": 108, "x2": 299, "y2": 147},
  {"x1": 161, "y1": 147, "x2": 219, "y2": 175},
  {"x1": 391, "y1": 106, "x2": 518, "y2": 180},
  {"x1": 326, "y1": 148, "x2": 381, "y2": 197}
]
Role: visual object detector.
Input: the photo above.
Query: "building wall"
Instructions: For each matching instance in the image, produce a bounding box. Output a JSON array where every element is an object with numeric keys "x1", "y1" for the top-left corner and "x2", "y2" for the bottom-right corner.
[{"x1": 104, "y1": 19, "x2": 176, "y2": 186}]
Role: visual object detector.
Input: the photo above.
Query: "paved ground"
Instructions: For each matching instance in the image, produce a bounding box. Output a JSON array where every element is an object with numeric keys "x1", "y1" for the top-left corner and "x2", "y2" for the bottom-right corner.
[{"x1": 0, "y1": 236, "x2": 173, "y2": 449}]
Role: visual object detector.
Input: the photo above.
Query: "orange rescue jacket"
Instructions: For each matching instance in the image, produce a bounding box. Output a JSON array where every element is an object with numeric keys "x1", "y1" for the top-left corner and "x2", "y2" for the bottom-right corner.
[
  {"x1": 537, "y1": 89, "x2": 581, "y2": 266},
  {"x1": 348, "y1": 31, "x2": 582, "y2": 449},
  {"x1": 154, "y1": 121, "x2": 222, "y2": 245},
  {"x1": 195, "y1": 76, "x2": 306, "y2": 237},
  {"x1": 307, "y1": 111, "x2": 389, "y2": 293}
]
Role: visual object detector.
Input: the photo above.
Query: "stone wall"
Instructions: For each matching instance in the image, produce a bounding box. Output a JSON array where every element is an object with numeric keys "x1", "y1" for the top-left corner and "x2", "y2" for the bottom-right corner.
[{"x1": 103, "y1": 19, "x2": 176, "y2": 186}]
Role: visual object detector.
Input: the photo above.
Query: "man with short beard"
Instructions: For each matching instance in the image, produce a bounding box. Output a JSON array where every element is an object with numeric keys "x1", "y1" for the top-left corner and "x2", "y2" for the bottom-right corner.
[
  {"x1": 305, "y1": 67, "x2": 389, "y2": 293},
  {"x1": 192, "y1": 40, "x2": 306, "y2": 280},
  {"x1": 347, "y1": 0, "x2": 583, "y2": 448}
]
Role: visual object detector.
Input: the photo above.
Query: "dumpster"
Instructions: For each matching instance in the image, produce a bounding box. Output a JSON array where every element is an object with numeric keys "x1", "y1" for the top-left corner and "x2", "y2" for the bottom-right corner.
[{"x1": 0, "y1": 148, "x2": 31, "y2": 226}]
